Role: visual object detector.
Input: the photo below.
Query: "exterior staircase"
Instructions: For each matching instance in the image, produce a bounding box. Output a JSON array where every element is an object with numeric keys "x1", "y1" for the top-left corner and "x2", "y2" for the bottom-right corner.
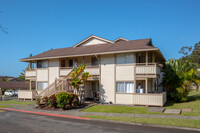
[{"x1": 38, "y1": 69, "x2": 74, "y2": 97}]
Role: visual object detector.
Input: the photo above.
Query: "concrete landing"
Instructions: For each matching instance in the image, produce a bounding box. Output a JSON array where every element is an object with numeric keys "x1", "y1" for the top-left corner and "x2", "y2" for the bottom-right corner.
[
  {"x1": 148, "y1": 107, "x2": 165, "y2": 113},
  {"x1": 164, "y1": 109, "x2": 182, "y2": 114}
]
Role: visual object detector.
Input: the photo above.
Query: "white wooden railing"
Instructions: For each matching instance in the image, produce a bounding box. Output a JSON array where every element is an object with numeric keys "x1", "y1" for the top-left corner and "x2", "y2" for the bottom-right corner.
[
  {"x1": 135, "y1": 63, "x2": 161, "y2": 75},
  {"x1": 25, "y1": 69, "x2": 36, "y2": 79}
]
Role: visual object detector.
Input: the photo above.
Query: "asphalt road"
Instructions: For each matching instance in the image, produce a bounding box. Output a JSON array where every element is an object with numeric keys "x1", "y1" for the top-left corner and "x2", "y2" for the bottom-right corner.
[{"x1": 0, "y1": 110, "x2": 198, "y2": 133}]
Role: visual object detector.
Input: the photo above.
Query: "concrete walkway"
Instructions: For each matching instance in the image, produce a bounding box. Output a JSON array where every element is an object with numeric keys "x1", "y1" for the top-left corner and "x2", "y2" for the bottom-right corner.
[{"x1": 1, "y1": 104, "x2": 200, "y2": 120}]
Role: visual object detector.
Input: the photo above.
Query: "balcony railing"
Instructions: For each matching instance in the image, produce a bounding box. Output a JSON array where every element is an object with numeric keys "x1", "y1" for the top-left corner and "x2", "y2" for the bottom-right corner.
[
  {"x1": 59, "y1": 67, "x2": 73, "y2": 77},
  {"x1": 135, "y1": 63, "x2": 161, "y2": 77},
  {"x1": 84, "y1": 65, "x2": 99, "y2": 75},
  {"x1": 25, "y1": 69, "x2": 36, "y2": 80}
]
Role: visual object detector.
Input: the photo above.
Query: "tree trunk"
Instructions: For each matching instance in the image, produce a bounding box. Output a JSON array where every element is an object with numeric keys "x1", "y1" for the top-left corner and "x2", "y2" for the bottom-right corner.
[{"x1": 196, "y1": 84, "x2": 199, "y2": 92}]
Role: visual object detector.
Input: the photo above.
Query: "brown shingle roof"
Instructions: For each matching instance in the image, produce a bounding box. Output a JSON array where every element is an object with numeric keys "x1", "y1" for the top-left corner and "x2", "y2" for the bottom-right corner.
[
  {"x1": 0, "y1": 81, "x2": 35, "y2": 89},
  {"x1": 20, "y1": 39, "x2": 158, "y2": 62}
]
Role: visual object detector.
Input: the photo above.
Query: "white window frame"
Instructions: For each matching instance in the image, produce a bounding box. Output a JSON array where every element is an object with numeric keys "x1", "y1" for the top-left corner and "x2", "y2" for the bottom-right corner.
[
  {"x1": 116, "y1": 53, "x2": 134, "y2": 64},
  {"x1": 37, "y1": 82, "x2": 48, "y2": 91},
  {"x1": 116, "y1": 81, "x2": 134, "y2": 93},
  {"x1": 37, "y1": 60, "x2": 48, "y2": 68}
]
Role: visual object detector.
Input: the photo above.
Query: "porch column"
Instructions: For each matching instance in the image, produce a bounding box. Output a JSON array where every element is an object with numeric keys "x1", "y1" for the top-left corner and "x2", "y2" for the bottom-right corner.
[
  {"x1": 145, "y1": 78, "x2": 148, "y2": 94},
  {"x1": 157, "y1": 78, "x2": 159, "y2": 92},
  {"x1": 134, "y1": 53, "x2": 136, "y2": 93},
  {"x1": 30, "y1": 61, "x2": 32, "y2": 69},
  {"x1": 146, "y1": 51, "x2": 148, "y2": 65},
  {"x1": 29, "y1": 80, "x2": 32, "y2": 90}
]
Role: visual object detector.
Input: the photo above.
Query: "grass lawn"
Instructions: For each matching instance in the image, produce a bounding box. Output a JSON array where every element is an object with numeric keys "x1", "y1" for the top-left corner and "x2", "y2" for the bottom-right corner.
[
  {"x1": 82, "y1": 90, "x2": 200, "y2": 116},
  {"x1": 0, "y1": 99, "x2": 34, "y2": 105},
  {"x1": 82, "y1": 104, "x2": 162, "y2": 115},
  {"x1": 84, "y1": 115, "x2": 200, "y2": 128},
  {"x1": 166, "y1": 90, "x2": 200, "y2": 116},
  {"x1": 0, "y1": 105, "x2": 12, "y2": 108}
]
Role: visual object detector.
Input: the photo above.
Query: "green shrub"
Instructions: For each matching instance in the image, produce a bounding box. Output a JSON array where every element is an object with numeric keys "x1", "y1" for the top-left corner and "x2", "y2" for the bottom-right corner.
[
  {"x1": 56, "y1": 92, "x2": 71, "y2": 109},
  {"x1": 35, "y1": 96, "x2": 42, "y2": 106},
  {"x1": 69, "y1": 93, "x2": 79, "y2": 107},
  {"x1": 42, "y1": 96, "x2": 49, "y2": 107},
  {"x1": 49, "y1": 94, "x2": 57, "y2": 108}
]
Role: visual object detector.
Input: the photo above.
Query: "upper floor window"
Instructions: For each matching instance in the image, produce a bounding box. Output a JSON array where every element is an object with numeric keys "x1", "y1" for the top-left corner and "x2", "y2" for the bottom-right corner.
[
  {"x1": 60, "y1": 59, "x2": 66, "y2": 67},
  {"x1": 92, "y1": 57, "x2": 99, "y2": 66},
  {"x1": 116, "y1": 53, "x2": 134, "y2": 64},
  {"x1": 69, "y1": 59, "x2": 73, "y2": 67},
  {"x1": 37, "y1": 60, "x2": 48, "y2": 68}
]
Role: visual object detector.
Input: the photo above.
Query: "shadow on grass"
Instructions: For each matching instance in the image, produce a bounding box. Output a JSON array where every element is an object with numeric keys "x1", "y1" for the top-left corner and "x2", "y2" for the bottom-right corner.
[
  {"x1": 188, "y1": 94, "x2": 200, "y2": 102},
  {"x1": 166, "y1": 91, "x2": 200, "y2": 107}
]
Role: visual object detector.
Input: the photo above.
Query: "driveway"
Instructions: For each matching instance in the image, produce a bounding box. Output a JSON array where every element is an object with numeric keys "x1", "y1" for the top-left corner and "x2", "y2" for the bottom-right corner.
[{"x1": 0, "y1": 110, "x2": 198, "y2": 133}]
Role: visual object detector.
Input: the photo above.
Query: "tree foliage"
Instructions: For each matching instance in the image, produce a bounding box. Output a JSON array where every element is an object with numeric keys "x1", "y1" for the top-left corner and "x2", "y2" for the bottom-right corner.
[
  {"x1": 179, "y1": 42, "x2": 200, "y2": 67},
  {"x1": 162, "y1": 59, "x2": 200, "y2": 102}
]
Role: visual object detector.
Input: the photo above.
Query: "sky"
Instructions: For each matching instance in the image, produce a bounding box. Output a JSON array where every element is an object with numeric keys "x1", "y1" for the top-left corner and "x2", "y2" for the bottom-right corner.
[{"x1": 0, "y1": 0, "x2": 200, "y2": 77}]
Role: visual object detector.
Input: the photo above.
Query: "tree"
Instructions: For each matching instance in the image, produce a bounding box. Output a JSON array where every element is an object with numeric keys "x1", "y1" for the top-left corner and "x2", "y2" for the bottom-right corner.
[
  {"x1": 1, "y1": 77, "x2": 8, "y2": 82},
  {"x1": 162, "y1": 59, "x2": 197, "y2": 102},
  {"x1": 179, "y1": 42, "x2": 200, "y2": 67},
  {"x1": 191, "y1": 42, "x2": 200, "y2": 67},
  {"x1": 17, "y1": 69, "x2": 26, "y2": 80},
  {"x1": 69, "y1": 64, "x2": 91, "y2": 103}
]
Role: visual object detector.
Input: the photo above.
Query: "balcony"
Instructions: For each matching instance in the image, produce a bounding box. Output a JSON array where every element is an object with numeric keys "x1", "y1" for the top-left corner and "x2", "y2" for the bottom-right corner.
[
  {"x1": 59, "y1": 67, "x2": 73, "y2": 77},
  {"x1": 135, "y1": 63, "x2": 161, "y2": 78},
  {"x1": 25, "y1": 69, "x2": 36, "y2": 80}
]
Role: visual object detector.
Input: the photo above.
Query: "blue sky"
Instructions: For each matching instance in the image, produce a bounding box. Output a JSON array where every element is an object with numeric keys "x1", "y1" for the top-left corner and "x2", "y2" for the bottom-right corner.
[{"x1": 0, "y1": 0, "x2": 200, "y2": 77}]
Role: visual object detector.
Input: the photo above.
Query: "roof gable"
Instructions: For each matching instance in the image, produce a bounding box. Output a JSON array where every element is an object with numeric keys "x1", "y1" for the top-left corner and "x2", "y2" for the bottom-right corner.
[
  {"x1": 73, "y1": 35, "x2": 113, "y2": 47},
  {"x1": 114, "y1": 37, "x2": 129, "y2": 43}
]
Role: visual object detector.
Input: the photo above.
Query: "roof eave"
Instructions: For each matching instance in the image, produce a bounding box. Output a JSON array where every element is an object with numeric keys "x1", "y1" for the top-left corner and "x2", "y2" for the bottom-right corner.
[{"x1": 19, "y1": 48, "x2": 159, "y2": 62}]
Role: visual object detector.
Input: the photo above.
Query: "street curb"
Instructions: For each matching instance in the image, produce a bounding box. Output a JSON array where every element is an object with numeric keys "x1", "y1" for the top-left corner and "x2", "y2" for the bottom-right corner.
[
  {"x1": 1, "y1": 107, "x2": 200, "y2": 131},
  {"x1": 0, "y1": 107, "x2": 90, "y2": 120},
  {"x1": 89, "y1": 118, "x2": 200, "y2": 132}
]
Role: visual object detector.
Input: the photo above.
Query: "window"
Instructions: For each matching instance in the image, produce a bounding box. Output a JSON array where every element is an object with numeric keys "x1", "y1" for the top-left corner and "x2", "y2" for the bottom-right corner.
[
  {"x1": 37, "y1": 60, "x2": 48, "y2": 68},
  {"x1": 37, "y1": 82, "x2": 48, "y2": 90},
  {"x1": 116, "y1": 53, "x2": 134, "y2": 64},
  {"x1": 69, "y1": 59, "x2": 73, "y2": 67},
  {"x1": 116, "y1": 82, "x2": 134, "y2": 93},
  {"x1": 61, "y1": 59, "x2": 66, "y2": 67},
  {"x1": 92, "y1": 57, "x2": 99, "y2": 66}
]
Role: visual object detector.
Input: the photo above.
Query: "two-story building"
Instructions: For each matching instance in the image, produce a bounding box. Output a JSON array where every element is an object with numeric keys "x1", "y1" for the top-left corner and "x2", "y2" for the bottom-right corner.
[{"x1": 19, "y1": 35, "x2": 166, "y2": 106}]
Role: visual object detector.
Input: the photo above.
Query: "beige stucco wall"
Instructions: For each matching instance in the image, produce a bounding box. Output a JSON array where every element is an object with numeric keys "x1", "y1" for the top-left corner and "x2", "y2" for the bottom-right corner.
[
  {"x1": 116, "y1": 65, "x2": 134, "y2": 81},
  {"x1": 48, "y1": 59, "x2": 59, "y2": 85},
  {"x1": 82, "y1": 38, "x2": 107, "y2": 46},
  {"x1": 100, "y1": 54, "x2": 115, "y2": 103},
  {"x1": 37, "y1": 69, "x2": 48, "y2": 81}
]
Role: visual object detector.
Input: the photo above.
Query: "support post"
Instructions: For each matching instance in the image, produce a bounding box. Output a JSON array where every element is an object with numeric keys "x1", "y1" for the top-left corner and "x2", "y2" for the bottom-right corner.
[
  {"x1": 134, "y1": 53, "x2": 136, "y2": 94},
  {"x1": 29, "y1": 80, "x2": 32, "y2": 90},
  {"x1": 145, "y1": 78, "x2": 148, "y2": 94}
]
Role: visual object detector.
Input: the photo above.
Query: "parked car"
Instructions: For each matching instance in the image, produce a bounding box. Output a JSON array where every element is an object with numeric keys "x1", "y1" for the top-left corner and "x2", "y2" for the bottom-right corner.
[
  {"x1": 14, "y1": 90, "x2": 18, "y2": 96},
  {"x1": 4, "y1": 90, "x2": 15, "y2": 96}
]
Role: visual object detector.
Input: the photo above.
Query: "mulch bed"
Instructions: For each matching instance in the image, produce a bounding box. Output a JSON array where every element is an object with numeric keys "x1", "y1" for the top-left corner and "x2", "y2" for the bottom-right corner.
[{"x1": 35, "y1": 104, "x2": 86, "y2": 111}]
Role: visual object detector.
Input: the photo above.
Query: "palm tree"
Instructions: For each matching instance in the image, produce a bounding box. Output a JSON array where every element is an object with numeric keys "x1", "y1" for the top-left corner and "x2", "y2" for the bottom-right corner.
[
  {"x1": 69, "y1": 64, "x2": 91, "y2": 103},
  {"x1": 162, "y1": 59, "x2": 198, "y2": 102}
]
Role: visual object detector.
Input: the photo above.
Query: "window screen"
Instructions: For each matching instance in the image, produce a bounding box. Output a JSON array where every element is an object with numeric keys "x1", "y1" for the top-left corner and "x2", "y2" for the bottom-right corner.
[{"x1": 116, "y1": 82, "x2": 134, "y2": 93}]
